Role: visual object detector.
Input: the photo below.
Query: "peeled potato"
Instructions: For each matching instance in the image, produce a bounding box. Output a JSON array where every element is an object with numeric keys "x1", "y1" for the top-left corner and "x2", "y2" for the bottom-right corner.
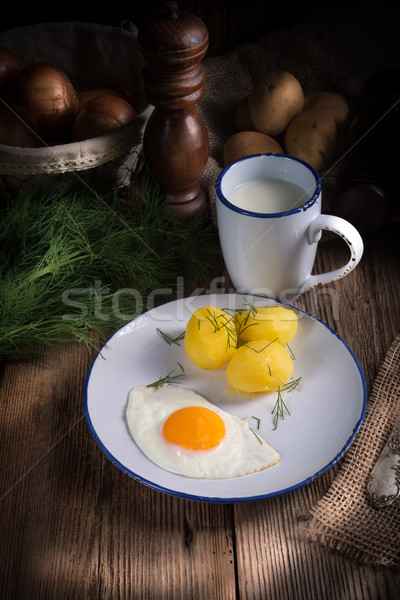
[
  {"x1": 226, "y1": 340, "x2": 294, "y2": 394},
  {"x1": 303, "y1": 91, "x2": 350, "y2": 128},
  {"x1": 223, "y1": 131, "x2": 283, "y2": 166},
  {"x1": 234, "y1": 95, "x2": 255, "y2": 131},
  {"x1": 284, "y1": 108, "x2": 337, "y2": 171},
  {"x1": 248, "y1": 71, "x2": 304, "y2": 136},
  {"x1": 184, "y1": 306, "x2": 238, "y2": 370},
  {"x1": 235, "y1": 305, "x2": 298, "y2": 346}
]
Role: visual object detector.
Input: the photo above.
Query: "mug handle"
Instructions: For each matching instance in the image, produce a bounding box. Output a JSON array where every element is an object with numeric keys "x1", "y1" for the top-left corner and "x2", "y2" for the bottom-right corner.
[{"x1": 299, "y1": 214, "x2": 364, "y2": 295}]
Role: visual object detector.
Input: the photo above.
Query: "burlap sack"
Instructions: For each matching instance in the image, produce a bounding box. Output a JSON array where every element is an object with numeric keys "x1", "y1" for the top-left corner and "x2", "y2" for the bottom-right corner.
[{"x1": 302, "y1": 335, "x2": 400, "y2": 568}]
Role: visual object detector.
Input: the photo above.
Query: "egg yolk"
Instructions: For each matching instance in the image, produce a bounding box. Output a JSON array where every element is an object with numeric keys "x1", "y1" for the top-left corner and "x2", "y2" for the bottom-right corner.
[{"x1": 162, "y1": 406, "x2": 226, "y2": 451}]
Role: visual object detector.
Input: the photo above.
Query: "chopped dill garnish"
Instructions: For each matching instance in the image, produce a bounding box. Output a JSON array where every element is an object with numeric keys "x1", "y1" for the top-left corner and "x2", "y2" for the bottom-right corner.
[
  {"x1": 242, "y1": 297, "x2": 258, "y2": 326},
  {"x1": 157, "y1": 328, "x2": 185, "y2": 346},
  {"x1": 286, "y1": 343, "x2": 295, "y2": 360},
  {"x1": 177, "y1": 361, "x2": 184, "y2": 372},
  {"x1": 271, "y1": 386, "x2": 291, "y2": 430},
  {"x1": 147, "y1": 366, "x2": 185, "y2": 387},
  {"x1": 251, "y1": 416, "x2": 261, "y2": 430},
  {"x1": 281, "y1": 377, "x2": 302, "y2": 392},
  {"x1": 244, "y1": 338, "x2": 279, "y2": 353},
  {"x1": 204, "y1": 308, "x2": 237, "y2": 351},
  {"x1": 249, "y1": 427, "x2": 263, "y2": 444}
]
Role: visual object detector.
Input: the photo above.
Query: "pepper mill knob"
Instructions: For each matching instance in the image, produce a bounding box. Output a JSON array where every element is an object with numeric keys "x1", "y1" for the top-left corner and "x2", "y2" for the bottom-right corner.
[{"x1": 138, "y1": 2, "x2": 209, "y2": 221}]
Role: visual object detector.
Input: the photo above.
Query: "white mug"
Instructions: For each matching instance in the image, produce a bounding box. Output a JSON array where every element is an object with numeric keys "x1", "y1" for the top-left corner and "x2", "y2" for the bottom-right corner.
[{"x1": 215, "y1": 153, "x2": 364, "y2": 301}]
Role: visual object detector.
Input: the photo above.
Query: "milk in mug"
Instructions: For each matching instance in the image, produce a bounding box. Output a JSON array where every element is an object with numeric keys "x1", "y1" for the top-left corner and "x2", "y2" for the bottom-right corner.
[{"x1": 228, "y1": 178, "x2": 309, "y2": 214}]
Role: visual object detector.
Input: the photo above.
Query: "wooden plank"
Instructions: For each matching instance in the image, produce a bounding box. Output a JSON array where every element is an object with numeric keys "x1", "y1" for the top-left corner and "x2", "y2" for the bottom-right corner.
[
  {"x1": 233, "y1": 225, "x2": 400, "y2": 599},
  {"x1": 0, "y1": 343, "x2": 102, "y2": 599},
  {"x1": 96, "y1": 472, "x2": 237, "y2": 599}
]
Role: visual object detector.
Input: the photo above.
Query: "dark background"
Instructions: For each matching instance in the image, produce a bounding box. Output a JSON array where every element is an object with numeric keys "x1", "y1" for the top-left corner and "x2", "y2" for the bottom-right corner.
[{"x1": 0, "y1": 0, "x2": 322, "y2": 56}]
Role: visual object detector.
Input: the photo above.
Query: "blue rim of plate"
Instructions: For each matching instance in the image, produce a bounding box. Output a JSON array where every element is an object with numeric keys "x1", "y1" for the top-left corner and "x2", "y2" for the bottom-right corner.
[{"x1": 83, "y1": 295, "x2": 367, "y2": 504}]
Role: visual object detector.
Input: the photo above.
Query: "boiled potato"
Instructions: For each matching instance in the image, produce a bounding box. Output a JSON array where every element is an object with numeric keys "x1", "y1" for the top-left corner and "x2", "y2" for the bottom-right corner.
[
  {"x1": 234, "y1": 95, "x2": 255, "y2": 131},
  {"x1": 303, "y1": 91, "x2": 350, "y2": 128},
  {"x1": 235, "y1": 305, "x2": 298, "y2": 346},
  {"x1": 223, "y1": 131, "x2": 283, "y2": 166},
  {"x1": 248, "y1": 71, "x2": 304, "y2": 136},
  {"x1": 184, "y1": 306, "x2": 237, "y2": 370},
  {"x1": 284, "y1": 108, "x2": 337, "y2": 171},
  {"x1": 226, "y1": 340, "x2": 294, "y2": 393}
]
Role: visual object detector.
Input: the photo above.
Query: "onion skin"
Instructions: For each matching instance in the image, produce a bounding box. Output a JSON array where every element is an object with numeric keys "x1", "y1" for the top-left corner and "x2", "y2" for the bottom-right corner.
[
  {"x1": 79, "y1": 87, "x2": 126, "y2": 108},
  {"x1": 0, "y1": 101, "x2": 42, "y2": 147},
  {"x1": 71, "y1": 95, "x2": 136, "y2": 142},
  {"x1": 6, "y1": 62, "x2": 79, "y2": 139},
  {"x1": 0, "y1": 45, "x2": 24, "y2": 91}
]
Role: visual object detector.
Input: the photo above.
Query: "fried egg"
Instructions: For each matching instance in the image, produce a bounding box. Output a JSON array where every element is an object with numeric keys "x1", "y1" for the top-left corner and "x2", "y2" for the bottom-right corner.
[{"x1": 126, "y1": 384, "x2": 280, "y2": 479}]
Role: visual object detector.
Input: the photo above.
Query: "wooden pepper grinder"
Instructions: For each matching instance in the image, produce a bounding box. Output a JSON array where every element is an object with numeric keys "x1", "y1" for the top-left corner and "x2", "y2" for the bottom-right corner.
[{"x1": 138, "y1": 1, "x2": 209, "y2": 221}]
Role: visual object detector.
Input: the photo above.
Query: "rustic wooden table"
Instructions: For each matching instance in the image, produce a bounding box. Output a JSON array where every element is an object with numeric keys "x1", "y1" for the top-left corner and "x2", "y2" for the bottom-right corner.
[{"x1": 1, "y1": 220, "x2": 400, "y2": 599}]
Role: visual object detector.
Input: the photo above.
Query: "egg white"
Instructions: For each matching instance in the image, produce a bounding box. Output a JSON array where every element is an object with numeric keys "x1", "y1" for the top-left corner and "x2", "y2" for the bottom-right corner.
[{"x1": 125, "y1": 384, "x2": 280, "y2": 479}]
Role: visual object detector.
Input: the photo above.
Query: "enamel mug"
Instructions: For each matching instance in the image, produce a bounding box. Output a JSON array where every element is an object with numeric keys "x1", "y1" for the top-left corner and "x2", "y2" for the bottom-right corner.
[{"x1": 215, "y1": 153, "x2": 364, "y2": 301}]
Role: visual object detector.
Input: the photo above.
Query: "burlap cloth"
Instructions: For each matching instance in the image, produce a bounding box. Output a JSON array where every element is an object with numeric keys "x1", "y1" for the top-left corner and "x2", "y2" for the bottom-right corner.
[
  {"x1": 197, "y1": 1, "x2": 400, "y2": 568},
  {"x1": 302, "y1": 335, "x2": 400, "y2": 568}
]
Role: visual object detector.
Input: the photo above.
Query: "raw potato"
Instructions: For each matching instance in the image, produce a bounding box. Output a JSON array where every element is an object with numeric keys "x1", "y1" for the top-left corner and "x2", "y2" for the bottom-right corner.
[
  {"x1": 223, "y1": 131, "x2": 283, "y2": 166},
  {"x1": 234, "y1": 95, "x2": 254, "y2": 131},
  {"x1": 248, "y1": 71, "x2": 304, "y2": 136},
  {"x1": 303, "y1": 91, "x2": 350, "y2": 128},
  {"x1": 284, "y1": 108, "x2": 337, "y2": 172}
]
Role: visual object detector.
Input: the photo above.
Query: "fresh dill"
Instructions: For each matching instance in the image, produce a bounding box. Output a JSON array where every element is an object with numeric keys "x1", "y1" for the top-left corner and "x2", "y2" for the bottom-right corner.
[
  {"x1": 0, "y1": 168, "x2": 220, "y2": 360},
  {"x1": 229, "y1": 297, "x2": 259, "y2": 336},
  {"x1": 204, "y1": 308, "x2": 237, "y2": 351},
  {"x1": 147, "y1": 366, "x2": 185, "y2": 387},
  {"x1": 286, "y1": 344, "x2": 296, "y2": 360},
  {"x1": 242, "y1": 297, "x2": 258, "y2": 327},
  {"x1": 249, "y1": 427, "x2": 263, "y2": 444},
  {"x1": 251, "y1": 416, "x2": 261, "y2": 430},
  {"x1": 244, "y1": 338, "x2": 279, "y2": 353},
  {"x1": 157, "y1": 328, "x2": 185, "y2": 346},
  {"x1": 271, "y1": 386, "x2": 291, "y2": 430},
  {"x1": 281, "y1": 377, "x2": 302, "y2": 392}
]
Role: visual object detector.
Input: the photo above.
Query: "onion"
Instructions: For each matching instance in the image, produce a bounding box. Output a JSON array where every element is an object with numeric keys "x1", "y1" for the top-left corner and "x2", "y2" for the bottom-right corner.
[
  {"x1": 78, "y1": 87, "x2": 137, "y2": 110},
  {"x1": 0, "y1": 45, "x2": 24, "y2": 91},
  {"x1": 0, "y1": 101, "x2": 42, "y2": 147},
  {"x1": 79, "y1": 87, "x2": 126, "y2": 108},
  {"x1": 71, "y1": 95, "x2": 136, "y2": 142},
  {"x1": 6, "y1": 62, "x2": 79, "y2": 139}
]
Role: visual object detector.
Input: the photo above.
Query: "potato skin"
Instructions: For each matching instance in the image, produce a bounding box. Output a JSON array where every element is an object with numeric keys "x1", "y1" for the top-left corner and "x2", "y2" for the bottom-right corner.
[
  {"x1": 223, "y1": 131, "x2": 283, "y2": 166},
  {"x1": 303, "y1": 91, "x2": 350, "y2": 128},
  {"x1": 284, "y1": 108, "x2": 337, "y2": 172},
  {"x1": 248, "y1": 71, "x2": 304, "y2": 136},
  {"x1": 234, "y1": 95, "x2": 255, "y2": 131}
]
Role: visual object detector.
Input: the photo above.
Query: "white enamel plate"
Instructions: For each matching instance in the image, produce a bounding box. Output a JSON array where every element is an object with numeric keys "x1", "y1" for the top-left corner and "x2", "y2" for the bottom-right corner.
[{"x1": 84, "y1": 294, "x2": 367, "y2": 503}]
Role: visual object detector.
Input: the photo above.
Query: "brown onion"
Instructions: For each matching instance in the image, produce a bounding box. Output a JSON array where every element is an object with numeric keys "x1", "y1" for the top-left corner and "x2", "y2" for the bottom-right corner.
[
  {"x1": 0, "y1": 45, "x2": 24, "y2": 91},
  {"x1": 0, "y1": 101, "x2": 42, "y2": 147},
  {"x1": 71, "y1": 95, "x2": 136, "y2": 142},
  {"x1": 6, "y1": 62, "x2": 79, "y2": 139},
  {"x1": 79, "y1": 87, "x2": 126, "y2": 108}
]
